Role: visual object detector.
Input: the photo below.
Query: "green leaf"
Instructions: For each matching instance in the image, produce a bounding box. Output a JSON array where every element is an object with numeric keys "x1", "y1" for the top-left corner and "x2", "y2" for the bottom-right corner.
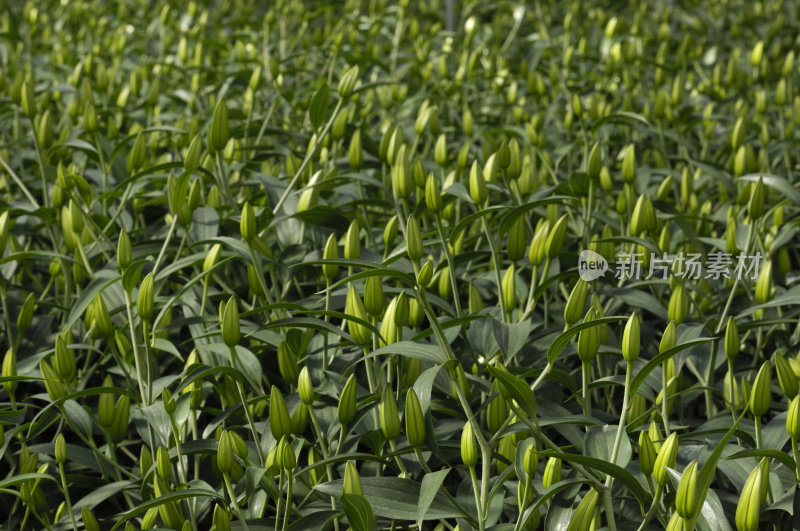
[
  {"x1": 738, "y1": 173, "x2": 800, "y2": 206},
  {"x1": 417, "y1": 469, "x2": 450, "y2": 528},
  {"x1": 366, "y1": 341, "x2": 448, "y2": 364},
  {"x1": 487, "y1": 364, "x2": 537, "y2": 419},
  {"x1": 324, "y1": 267, "x2": 415, "y2": 293},
  {"x1": 309, "y1": 83, "x2": 331, "y2": 128},
  {"x1": 725, "y1": 448, "x2": 796, "y2": 473},
  {"x1": 316, "y1": 477, "x2": 463, "y2": 521},
  {"x1": 110, "y1": 488, "x2": 224, "y2": 530},
  {"x1": 547, "y1": 317, "x2": 626, "y2": 364},
  {"x1": 341, "y1": 493, "x2": 375, "y2": 531},
  {"x1": 630, "y1": 338, "x2": 714, "y2": 394}
]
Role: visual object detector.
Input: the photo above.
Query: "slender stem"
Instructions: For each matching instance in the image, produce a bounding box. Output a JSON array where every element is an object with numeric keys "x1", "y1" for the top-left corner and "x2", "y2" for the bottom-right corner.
[
  {"x1": 754, "y1": 415, "x2": 762, "y2": 450},
  {"x1": 223, "y1": 472, "x2": 250, "y2": 531},
  {"x1": 58, "y1": 463, "x2": 79, "y2": 531},
  {"x1": 434, "y1": 212, "x2": 461, "y2": 317},
  {"x1": 792, "y1": 438, "x2": 800, "y2": 482},
  {"x1": 124, "y1": 291, "x2": 148, "y2": 406},
  {"x1": 581, "y1": 361, "x2": 591, "y2": 417},
  {"x1": 388, "y1": 439, "x2": 407, "y2": 476},
  {"x1": 635, "y1": 484, "x2": 664, "y2": 531},
  {"x1": 152, "y1": 215, "x2": 178, "y2": 277},
  {"x1": 281, "y1": 471, "x2": 293, "y2": 531},
  {"x1": 228, "y1": 346, "x2": 266, "y2": 466},
  {"x1": 480, "y1": 216, "x2": 507, "y2": 323},
  {"x1": 661, "y1": 362, "x2": 670, "y2": 436},
  {"x1": 468, "y1": 466, "x2": 483, "y2": 530}
]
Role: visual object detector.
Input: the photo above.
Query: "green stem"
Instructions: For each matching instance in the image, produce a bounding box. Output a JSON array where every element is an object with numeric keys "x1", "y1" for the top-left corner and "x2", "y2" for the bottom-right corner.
[
  {"x1": 434, "y1": 212, "x2": 462, "y2": 317},
  {"x1": 661, "y1": 362, "x2": 670, "y2": 436},
  {"x1": 281, "y1": 470, "x2": 293, "y2": 531},
  {"x1": 58, "y1": 463, "x2": 79, "y2": 531},
  {"x1": 480, "y1": 216, "x2": 507, "y2": 323},
  {"x1": 228, "y1": 346, "x2": 266, "y2": 466},
  {"x1": 223, "y1": 472, "x2": 250, "y2": 531},
  {"x1": 792, "y1": 438, "x2": 800, "y2": 482},
  {"x1": 468, "y1": 466, "x2": 483, "y2": 530},
  {"x1": 581, "y1": 361, "x2": 591, "y2": 417}
]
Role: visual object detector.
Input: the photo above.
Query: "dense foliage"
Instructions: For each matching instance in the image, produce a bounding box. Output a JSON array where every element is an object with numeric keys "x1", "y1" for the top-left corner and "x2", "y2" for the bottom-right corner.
[{"x1": 1, "y1": 0, "x2": 800, "y2": 530}]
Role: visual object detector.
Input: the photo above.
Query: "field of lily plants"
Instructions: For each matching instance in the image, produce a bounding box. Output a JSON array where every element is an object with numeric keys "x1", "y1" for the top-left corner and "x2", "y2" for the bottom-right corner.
[{"x1": 3, "y1": 0, "x2": 800, "y2": 529}]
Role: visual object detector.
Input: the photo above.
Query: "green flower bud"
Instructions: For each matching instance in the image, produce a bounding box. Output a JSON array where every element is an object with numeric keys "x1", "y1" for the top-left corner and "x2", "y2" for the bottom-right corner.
[
  {"x1": 277, "y1": 435, "x2": 296, "y2": 470},
  {"x1": 208, "y1": 100, "x2": 230, "y2": 152},
  {"x1": 221, "y1": 296, "x2": 240, "y2": 348},
  {"x1": 675, "y1": 460, "x2": 698, "y2": 518},
  {"x1": 345, "y1": 286, "x2": 371, "y2": 347},
  {"x1": 630, "y1": 194, "x2": 656, "y2": 236},
  {"x1": 621, "y1": 144, "x2": 636, "y2": 184},
  {"x1": 545, "y1": 215, "x2": 568, "y2": 260},
  {"x1": 425, "y1": 173, "x2": 443, "y2": 213},
  {"x1": 213, "y1": 504, "x2": 231, "y2": 531},
  {"x1": 378, "y1": 297, "x2": 399, "y2": 347},
  {"x1": 240, "y1": 202, "x2": 257, "y2": 243},
  {"x1": 349, "y1": 129, "x2": 363, "y2": 171},
  {"x1": 721, "y1": 317, "x2": 739, "y2": 360},
  {"x1": 217, "y1": 430, "x2": 234, "y2": 475},
  {"x1": 184, "y1": 134, "x2": 202, "y2": 170},
  {"x1": 54, "y1": 433, "x2": 67, "y2": 465},
  {"x1": 277, "y1": 341, "x2": 299, "y2": 385},
  {"x1": 566, "y1": 489, "x2": 599, "y2": 531},
  {"x1": 2, "y1": 349, "x2": 17, "y2": 396},
  {"x1": 82, "y1": 507, "x2": 100, "y2": 531},
  {"x1": 735, "y1": 463, "x2": 763, "y2": 531},
  {"x1": 577, "y1": 308, "x2": 600, "y2": 362},
  {"x1": 137, "y1": 273, "x2": 155, "y2": 322},
  {"x1": 586, "y1": 143, "x2": 602, "y2": 180},
  {"x1": 338, "y1": 65, "x2": 359, "y2": 99},
  {"x1": 667, "y1": 284, "x2": 689, "y2": 324},
  {"x1": 383, "y1": 215, "x2": 399, "y2": 252},
  {"x1": 417, "y1": 260, "x2": 434, "y2": 288},
  {"x1": 109, "y1": 395, "x2": 131, "y2": 443},
  {"x1": 21, "y1": 80, "x2": 37, "y2": 118},
  {"x1": 127, "y1": 132, "x2": 147, "y2": 174},
  {"x1": 344, "y1": 221, "x2": 360, "y2": 260},
  {"x1": 486, "y1": 383, "x2": 508, "y2": 434},
  {"x1": 523, "y1": 441, "x2": 538, "y2": 478},
  {"x1": 54, "y1": 335, "x2": 76, "y2": 383},
  {"x1": 659, "y1": 321, "x2": 677, "y2": 354},
  {"x1": 564, "y1": 279, "x2": 589, "y2": 326},
  {"x1": 497, "y1": 436, "x2": 516, "y2": 476},
  {"x1": 748, "y1": 178, "x2": 765, "y2": 220},
  {"x1": 406, "y1": 214, "x2": 424, "y2": 261},
  {"x1": 622, "y1": 313, "x2": 641, "y2": 363},
  {"x1": 364, "y1": 276, "x2": 384, "y2": 317},
  {"x1": 156, "y1": 446, "x2": 172, "y2": 480},
  {"x1": 461, "y1": 421, "x2": 478, "y2": 467},
  {"x1": 379, "y1": 385, "x2": 400, "y2": 440},
  {"x1": 338, "y1": 374, "x2": 358, "y2": 425},
  {"x1": 404, "y1": 388, "x2": 426, "y2": 447},
  {"x1": 391, "y1": 145, "x2": 413, "y2": 199},
  {"x1": 16, "y1": 292, "x2": 35, "y2": 332},
  {"x1": 298, "y1": 367, "x2": 315, "y2": 405},
  {"x1": 543, "y1": 457, "x2": 562, "y2": 488},
  {"x1": 507, "y1": 217, "x2": 527, "y2": 262},
  {"x1": 653, "y1": 433, "x2": 679, "y2": 487},
  {"x1": 501, "y1": 265, "x2": 517, "y2": 315},
  {"x1": 787, "y1": 395, "x2": 800, "y2": 440},
  {"x1": 269, "y1": 385, "x2": 292, "y2": 440},
  {"x1": 638, "y1": 431, "x2": 656, "y2": 475},
  {"x1": 528, "y1": 220, "x2": 550, "y2": 266},
  {"x1": 98, "y1": 376, "x2": 116, "y2": 428},
  {"x1": 343, "y1": 461, "x2": 363, "y2": 496},
  {"x1": 754, "y1": 260, "x2": 773, "y2": 305},
  {"x1": 774, "y1": 354, "x2": 798, "y2": 399},
  {"x1": 469, "y1": 161, "x2": 488, "y2": 206},
  {"x1": 750, "y1": 361, "x2": 772, "y2": 417},
  {"x1": 115, "y1": 229, "x2": 133, "y2": 272}
]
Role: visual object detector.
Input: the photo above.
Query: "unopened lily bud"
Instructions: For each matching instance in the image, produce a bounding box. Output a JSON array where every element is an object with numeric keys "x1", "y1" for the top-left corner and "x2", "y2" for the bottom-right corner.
[
  {"x1": 127, "y1": 132, "x2": 147, "y2": 174},
  {"x1": 507, "y1": 217, "x2": 527, "y2": 262},
  {"x1": 379, "y1": 297, "x2": 399, "y2": 346},
  {"x1": 523, "y1": 441, "x2": 538, "y2": 478},
  {"x1": 638, "y1": 431, "x2": 656, "y2": 475},
  {"x1": 577, "y1": 308, "x2": 600, "y2": 362},
  {"x1": 406, "y1": 214, "x2": 424, "y2": 261},
  {"x1": 724, "y1": 317, "x2": 739, "y2": 359},
  {"x1": 417, "y1": 260, "x2": 434, "y2": 287},
  {"x1": 404, "y1": 388, "x2": 426, "y2": 447},
  {"x1": 469, "y1": 161, "x2": 488, "y2": 206},
  {"x1": 364, "y1": 276, "x2": 384, "y2": 317},
  {"x1": 338, "y1": 374, "x2": 358, "y2": 425},
  {"x1": 545, "y1": 215, "x2": 568, "y2": 260},
  {"x1": 217, "y1": 430, "x2": 234, "y2": 474},
  {"x1": 660, "y1": 321, "x2": 677, "y2": 354},
  {"x1": 434, "y1": 134, "x2": 447, "y2": 166},
  {"x1": 269, "y1": 386, "x2": 292, "y2": 440},
  {"x1": 774, "y1": 354, "x2": 798, "y2": 398},
  {"x1": 16, "y1": 292, "x2": 35, "y2": 332},
  {"x1": 384, "y1": 215, "x2": 399, "y2": 252},
  {"x1": 460, "y1": 421, "x2": 478, "y2": 467},
  {"x1": 22, "y1": 81, "x2": 37, "y2": 119},
  {"x1": 564, "y1": 279, "x2": 589, "y2": 326},
  {"x1": 528, "y1": 220, "x2": 550, "y2": 266},
  {"x1": 203, "y1": 243, "x2": 223, "y2": 272},
  {"x1": 156, "y1": 446, "x2": 172, "y2": 480},
  {"x1": 345, "y1": 286, "x2": 371, "y2": 346},
  {"x1": 394, "y1": 292, "x2": 410, "y2": 326},
  {"x1": 277, "y1": 342, "x2": 299, "y2": 385},
  {"x1": 54, "y1": 433, "x2": 67, "y2": 465},
  {"x1": 667, "y1": 284, "x2": 689, "y2": 324},
  {"x1": 184, "y1": 134, "x2": 202, "y2": 170},
  {"x1": 566, "y1": 489, "x2": 599, "y2": 531},
  {"x1": 277, "y1": 435, "x2": 296, "y2": 470},
  {"x1": 344, "y1": 221, "x2": 360, "y2": 260},
  {"x1": 735, "y1": 463, "x2": 763, "y2": 531},
  {"x1": 208, "y1": 100, "x2": 230, "y2": 152},
  {"x1": 675, "y1": 460, "x2": 698, "y2": 518},
  {"x1": 586, "y1": 143, "x2": 602, "y2": 180},
  {"x1": 221, "y1": 296, "x2": 240, "y2": 348},
  {"x1": 322, "y1": 233, "x2": 339, "y2": 283},
  {"x1": 380, "y1": 385, "x2": 400, "y2": 440},
  {"x1": 621, "y1": 144, "x2": 636, "y2": 183},
  {"x1": 338, "y1": 65, "x2": 359, "y2": 99},
  {"x1": 349, "y1": 130, "x2": 363, "y2": 171},
  {"x1": 622, "y1": 313, "x2": 641, "y2": 363},
  {"x1": 748, "y1": 178, "x2": 765, "y2": 220},
  {"x1": 54, "y1": 335, "x2": 76, "y2": 383},
  {"x1": 240, "y1": 202, "x2": 256, "y2": 242},
  {"x1": 630, "y1": 194, "x2": 656, "y2": 236},
  {"x1": 749, "y1": 361, "x2": 771, "y2": 417},
  {"x1": 787, "y1": 395, "x2": 800, "y2": 440},
  {"x1": 501, "y1": 265, "x2": 517, "y2": 315},
  {"x1": 110, "y1": 396, "x2": 131, "y2": 443},
  {"x1": 298, "y1": 367, "x2": 315, "y2": 405},
  {"x1": 543, "y1": 457, "x2": 561, "y2": 488},
  {"x1": 2, "y1": 349, "x2": 17, "y2": 396},
  {"x1": 343, "y1": 461, "x2": 363, "y2": 495},
  {"x1": 754, "y1": 260, "x2": 773, "y2": 304},
  {"x1": 425, "y1": 173, "x2": 442, "y2": 213},
  {"x1": 137, "y1": 273, "x2": 154, "y2": 321},
  {"x1": 653, "y1": 433, "x2": 679, "y2": 486}
]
